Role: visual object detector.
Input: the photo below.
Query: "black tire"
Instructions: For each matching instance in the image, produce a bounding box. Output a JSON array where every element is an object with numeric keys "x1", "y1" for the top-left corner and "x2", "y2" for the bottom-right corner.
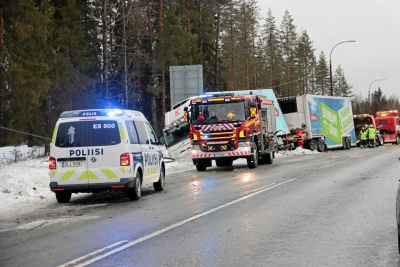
[
  {"x1": 216, "y1": 159, "x2": 225, "y2": 167},
  {"x1": 342, "y1": 137, "x2": 349, "y2": 150},
  {"x1": 127, "y1": 172, "x2": 141, "y2": 200},
  {"x1": 317, "y1": 138, "x2": 325, "y2": 152},
  {"x1": 55, "y1": 192, "x2": 71, "y2": 203},
  {"x1": 396, "y1": 135, "x2": 400, "y2": 145},
  {"x1": 308, "y1": 139, "x2": 317, "y2": 151},
  {"x1": 153, "y1": 166, "x2": 165, "y2": 191},
  {"x1": 223, "y1": 158, "x2": 233, "y2": 167},
  {"x1": 397, "y1": 232, "x2": 400, "y2": 254},
  {"x1": 247, "y1": 142, "x2": 258, "y2": 169},
  {"x1": 346, "y1": 137, "x2": 351, "y2": 149},
  {"x1": 196, "y1": 161, "x2": 207, "y2": 171},
  {"x1": 265, "y1": 152, "x2": 273, "y2": 164}
]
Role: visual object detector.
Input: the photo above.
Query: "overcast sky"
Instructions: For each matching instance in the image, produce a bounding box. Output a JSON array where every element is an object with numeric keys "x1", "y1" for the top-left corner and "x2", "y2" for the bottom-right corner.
[{"x1": 258, "y1": 0, "x2": 400, "y2": 100}]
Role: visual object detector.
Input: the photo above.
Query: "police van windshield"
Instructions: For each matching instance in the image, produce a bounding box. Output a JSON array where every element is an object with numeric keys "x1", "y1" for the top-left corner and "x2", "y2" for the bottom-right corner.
[
  {"x1": 191, "y1": 101, "x2": 246, "y2": 124},
  {"x1": 55, "y1": 120, "x2": 121, "y2": 147}
]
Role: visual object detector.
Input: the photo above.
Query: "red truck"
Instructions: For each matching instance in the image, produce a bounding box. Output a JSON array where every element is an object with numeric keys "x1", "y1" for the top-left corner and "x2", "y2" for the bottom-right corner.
[
  {"x1": 353, "y1": 114, "x2": 384, "y2": 146},
  {"x1": 184, "y1": 93, "x2": 277, "y2": 171},
  {"x1": 375, "y1": 110, "x2": 400, "y2": 144}
]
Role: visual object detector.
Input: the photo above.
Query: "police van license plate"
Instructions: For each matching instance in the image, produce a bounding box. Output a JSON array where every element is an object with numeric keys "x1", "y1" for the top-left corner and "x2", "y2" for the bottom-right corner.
[{"x1": 62, "y1": 161, "x2": 82, "y2": 167}]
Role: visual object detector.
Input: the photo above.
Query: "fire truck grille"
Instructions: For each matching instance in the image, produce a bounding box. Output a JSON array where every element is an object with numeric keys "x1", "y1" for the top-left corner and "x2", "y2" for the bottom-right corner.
[
  {"x1": 200, "y1": 131, "x2": 235, "y2": 141},
  {"x1": 201, "y1": 142, "x2": 234, "y2": 152}
]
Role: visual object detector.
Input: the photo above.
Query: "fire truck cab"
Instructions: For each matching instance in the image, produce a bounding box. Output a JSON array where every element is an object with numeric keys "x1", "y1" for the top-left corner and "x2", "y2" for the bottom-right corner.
[
  {"x1": 185, "y1": 93, "x2": 277, "y2": 171},
  {"x1": 375, "y1": 110, "x2": 400, "y2": 144}
]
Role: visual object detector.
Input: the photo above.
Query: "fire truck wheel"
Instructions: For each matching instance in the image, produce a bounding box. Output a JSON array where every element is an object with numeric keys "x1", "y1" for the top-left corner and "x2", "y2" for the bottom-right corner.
[
  {"x1": 196, "y1": 161, "x2": 207, "y2": 171},
  {"x1": 265, "y1": 152, "x2": 273, "y2": 164},
  {"x1": 216, "y1": 159, "x2": 225, "y2": 167},
  {"x1": 396, "y1": 135, "x2": 400, "y2": 145},
  {"x1": 308, "y1": 139, "x2": 317, "y2": 152},
  {"x1": 317, "y1": 138, "x2": 325, "y2": 152},
  {"x1": 247, "y1": 142, "x2": 258, "y2": 169},
  {"x1": 223, "y1": 158, "x2": 233, "y2": 167}
]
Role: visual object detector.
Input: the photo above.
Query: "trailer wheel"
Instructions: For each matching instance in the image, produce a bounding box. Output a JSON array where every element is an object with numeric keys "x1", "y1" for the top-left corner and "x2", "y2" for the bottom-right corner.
[
  {"x1": 346, "y1": 137, "x2": 351, "y2": 149},
  {"x1": 317, "y1": 138, "x2": 325, "y2": 152},
  {"x1": 247, "y1": 142, "x2": 258, "y2": 169},
  {"x1": 308, "y1": 139, "x2": 317, "y2": 151},
  {"x1": 342, "y1": 137, "x2": 350, "y2": 150}
]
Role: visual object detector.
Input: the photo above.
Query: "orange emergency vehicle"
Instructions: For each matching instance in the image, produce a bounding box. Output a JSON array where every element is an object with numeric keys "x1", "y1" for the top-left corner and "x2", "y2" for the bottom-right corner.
[
  {"x1": 375, "y1": 110, "x2": 400, "y2": 144},
  {"x1": 184, "y1": 93, "x2": 277, "y2": 171}
]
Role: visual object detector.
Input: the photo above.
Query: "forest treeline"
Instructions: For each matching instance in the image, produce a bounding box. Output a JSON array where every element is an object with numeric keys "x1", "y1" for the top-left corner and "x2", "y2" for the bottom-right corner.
[{"x1": 0, "y1": 0, "x2": 399, "y2": 146}]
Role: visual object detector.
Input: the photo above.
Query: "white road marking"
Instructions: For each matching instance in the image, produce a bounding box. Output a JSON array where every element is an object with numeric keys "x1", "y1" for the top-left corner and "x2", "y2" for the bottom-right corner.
[
  {"x1": 60, "y1": 178, "x2": 297, "y2": 267},
  {"x1": 58, "y1": 240, "x2": 129, "y2": 267}
]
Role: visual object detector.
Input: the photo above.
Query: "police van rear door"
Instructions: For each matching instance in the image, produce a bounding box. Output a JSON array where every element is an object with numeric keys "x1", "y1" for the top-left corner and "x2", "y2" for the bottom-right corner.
[{"x1": 52, "y1": 120, "x2": 90, "y2": 187}]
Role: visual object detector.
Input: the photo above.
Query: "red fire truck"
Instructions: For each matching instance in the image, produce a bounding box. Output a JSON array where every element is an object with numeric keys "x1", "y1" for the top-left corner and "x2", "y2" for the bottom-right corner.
[
  {"x1": 184, "y1": 93, "x2": 277, "y2": 171},
  {"x1": 375, "y1": 110, "x2": 400, "y2": 144}
]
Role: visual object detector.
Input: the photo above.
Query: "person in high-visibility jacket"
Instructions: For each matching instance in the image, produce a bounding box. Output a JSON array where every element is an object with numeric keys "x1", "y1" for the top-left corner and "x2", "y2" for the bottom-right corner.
[
  {"x1": 367, "y1": 124, "x2": 375, "y2": 148},
  {"x1": 359, "y1": 126, "x2": 368, "y2": 148},
  {"x1": 375, "y1": 127, "x2": 381, "y2": 146}
]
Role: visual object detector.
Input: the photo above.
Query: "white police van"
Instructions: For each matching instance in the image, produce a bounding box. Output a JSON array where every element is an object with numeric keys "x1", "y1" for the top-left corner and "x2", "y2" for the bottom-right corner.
[{"x1": 48, "y1": 109, "x2": 165, "y2": 203}]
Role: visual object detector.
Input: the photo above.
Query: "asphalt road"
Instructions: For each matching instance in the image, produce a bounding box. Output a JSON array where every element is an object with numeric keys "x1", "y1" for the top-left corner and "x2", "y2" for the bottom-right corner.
[{"x1": 1, "y1": 145, "x2": 400, "y2": 267}]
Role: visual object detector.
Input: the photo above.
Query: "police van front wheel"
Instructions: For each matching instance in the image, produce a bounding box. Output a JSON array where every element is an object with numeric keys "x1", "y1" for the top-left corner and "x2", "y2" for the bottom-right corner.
[
  {"x1": 55, "y1": 192, "x2": 71, "y2": 203},
  {"x1": 153, "y1": 166, "x2": 165, "y2": 191},
  {"x1": 127, "y1": 173, "x2": 142, "y2": 200}
]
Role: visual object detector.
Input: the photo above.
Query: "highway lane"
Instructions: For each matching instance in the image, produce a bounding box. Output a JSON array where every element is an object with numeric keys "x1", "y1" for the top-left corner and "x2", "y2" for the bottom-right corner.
[{"x1": 1, "y1": 146, "x2": 399, "y2": 266}]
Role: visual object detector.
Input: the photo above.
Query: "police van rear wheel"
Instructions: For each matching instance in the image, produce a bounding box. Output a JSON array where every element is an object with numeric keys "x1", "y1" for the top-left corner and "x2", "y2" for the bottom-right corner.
[
  {"x1": 127, "y1": 173, "x2": 141, "y2": 200},
  {"x1": 55, "y1": 192, "x2": 71, "y2": 203},
  {"x1": 153, "y1": 166, "x2": 165, "y2": 191}
]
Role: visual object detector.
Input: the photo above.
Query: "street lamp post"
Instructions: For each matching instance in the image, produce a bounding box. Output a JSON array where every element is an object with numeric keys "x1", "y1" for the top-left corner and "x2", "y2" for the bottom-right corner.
[
  {"x1": 329, "y1": 40, "x2": 356, "y2": 96},
  {"x1": 368, "y1": 79, "x2": 386, "y2": 104}
]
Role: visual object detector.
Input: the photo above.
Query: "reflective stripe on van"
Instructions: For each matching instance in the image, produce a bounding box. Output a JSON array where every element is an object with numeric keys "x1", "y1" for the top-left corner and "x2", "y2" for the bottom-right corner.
[{"x1": 51, "y1": 167, "x2": 129, "y2": 182}]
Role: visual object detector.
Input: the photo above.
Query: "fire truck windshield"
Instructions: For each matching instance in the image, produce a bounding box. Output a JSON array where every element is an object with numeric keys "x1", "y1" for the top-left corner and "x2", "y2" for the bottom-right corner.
[{"x1": 191, "y1": 101, "x2": 246, "y2": 124}]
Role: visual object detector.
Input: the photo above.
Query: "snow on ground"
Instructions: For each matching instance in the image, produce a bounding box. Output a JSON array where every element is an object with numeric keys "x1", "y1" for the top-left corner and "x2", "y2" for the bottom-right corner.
[{"x1": 0, "y1": 145, "x2": 318, "y2": 219}]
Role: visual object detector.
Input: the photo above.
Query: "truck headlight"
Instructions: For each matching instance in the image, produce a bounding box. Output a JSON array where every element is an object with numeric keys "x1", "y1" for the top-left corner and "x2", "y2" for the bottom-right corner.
[
  {"x1": 192, "y1": 145, "x2": 200, "y2": 150},
  {"x1": 238, "y1": 141, "x2": 251, "y2": 147}
]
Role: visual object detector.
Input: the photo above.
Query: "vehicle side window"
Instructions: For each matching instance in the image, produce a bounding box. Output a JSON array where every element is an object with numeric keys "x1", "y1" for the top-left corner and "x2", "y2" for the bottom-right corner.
[
  {"x1": 125, "y1": 121, "x2": 139, "y2": 144},
  {"x1": 134, "y1": 121, "x2": 150, "y2": 145},
  {"x1": 144, "y1": 122, "x2": 158, "y2": 145}
]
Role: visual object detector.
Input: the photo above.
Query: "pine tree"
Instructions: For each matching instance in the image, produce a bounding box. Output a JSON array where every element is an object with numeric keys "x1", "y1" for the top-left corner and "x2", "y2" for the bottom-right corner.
[
  {"x1": 315, "y1": 52, "x2": 329, "y2": 95},
  {"x1": 279, "y1": 10, "x2": 297, "y2": 97},
  {"x1": 259, "y1": 9, "x2": 282, "y2": 94},
  {"x1": 295, "y1": 30, "x2": 314, "y2": 95},
  {"x1": 333, "y1": 65, "x2": 353, "y2": 97}
]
